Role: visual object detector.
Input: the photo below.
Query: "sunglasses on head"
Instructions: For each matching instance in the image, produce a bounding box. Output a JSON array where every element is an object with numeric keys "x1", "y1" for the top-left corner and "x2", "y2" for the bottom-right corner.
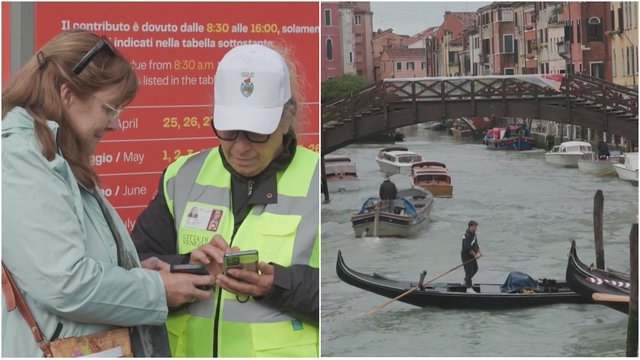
[
  {"x1": 213, "y1": 127, "x2": 271, "y2": 143},
  {"x1": 72, "y1": 36, "x2": 116, "y2": 75}
]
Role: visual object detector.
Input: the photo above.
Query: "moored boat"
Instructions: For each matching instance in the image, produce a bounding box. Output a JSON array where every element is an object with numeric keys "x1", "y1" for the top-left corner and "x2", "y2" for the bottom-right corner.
[
  {"x1": 375, "y1": 146, "x2": 424, "y2": 176},
  {"x1": 483, "y1": 124, "x2": 535, "y2": 151},
  {"x1": 409, "y1": 161, "x2": 453, "y2": 198},
  {"x1": 325, "y1": 155, "x2": 359, "y2": 192},
  {"x1": 351, "y1": 188, "x2": 433, "y2": 238},
  {"x1": 577, "y1": 152, "x2": 623, "y2": 176},
  {"x1": 336, "y1": 251, "x2": 588, "y2": 309},
  {"x1": 450, "y1": 127, "x2": 473, "y2": 138},
  {"x1": 430, "y1": 121, "x2": 446, "y2": 131},
  {"x1": 565, "y1": 240, "x2": 630, "y2": 314},
  {"x1": 545, "y1": 141, "x2": 593, "y2": 167},
  {"x1": 613, "y1": 152, "x2": 638, "y2": 183}
]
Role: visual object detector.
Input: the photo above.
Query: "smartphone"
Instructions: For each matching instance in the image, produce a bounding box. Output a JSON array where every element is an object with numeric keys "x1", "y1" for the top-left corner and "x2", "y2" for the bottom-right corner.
[
  {"x1": 170, "y1": 264, "x2": 209, "y2": 275},
  {"x1": 170, "y1": 264, "x2": 212, "y2": 290},
  {"x1": 223, "y1": 250, "x2": 259, "y2": 275}
]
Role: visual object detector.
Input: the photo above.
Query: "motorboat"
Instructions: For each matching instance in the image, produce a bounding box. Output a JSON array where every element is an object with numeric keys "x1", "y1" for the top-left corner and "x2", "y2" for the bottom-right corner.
[
  {"x1": 375, "y1": 146, "x2": 424, "y2": 176},
  {"x1": 613, "y1": 152, "x2": 638, "y2": 183},
  {"x1": 336, "y1": 251, "x2": 587, "y2": 309},
  {"x1": 565, "y1": 240, "x2": 630, "y2": 314},
  {"x1": 351, "y1": 188, "x2": 433, "y2": 238},
  {"x1": 450, "y1": 127, "x2": 473, "y2": 138},
  {"x1": 324, "y1": 155, "x2": 359, "y2": 192},
  {"x1": 409, "y1": 161, "x2": 453, "y2": 198},
  {"x1": 545, "y1": 141, "x2": 593, "y2": 167},
  {"x1": 483, "y1": 124, "x2": 535, "y2": 151},
  {"x1": 577, "y1": 152, "x2": 623, "y2": 176}
]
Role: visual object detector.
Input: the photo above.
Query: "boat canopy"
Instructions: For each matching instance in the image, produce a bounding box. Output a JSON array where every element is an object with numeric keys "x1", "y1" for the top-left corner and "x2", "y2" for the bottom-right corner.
[
  {"x1": 355, "y1": 196, "x2": 418, "y2": 217},
  {"x1": 500, "y1": 271, "x2": 538, "y2": 293},
  {"x1": 357, "y1": 197, "x2": 378, "y2": 214},
  {"x1": 400, "y1": 198, "x2": 417, "y2": 217}
]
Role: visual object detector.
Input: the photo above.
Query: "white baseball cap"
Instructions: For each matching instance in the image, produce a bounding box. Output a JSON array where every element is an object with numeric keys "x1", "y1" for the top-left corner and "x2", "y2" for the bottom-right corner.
[{"x1": 213, "y1": 44, "x2": 292, "y2": 135}]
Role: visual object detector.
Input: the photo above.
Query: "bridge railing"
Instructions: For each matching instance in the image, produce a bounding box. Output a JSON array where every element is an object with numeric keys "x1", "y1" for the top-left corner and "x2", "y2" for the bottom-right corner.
[
  {"x1": 563, "y1": 73, "x2": 638, "y2": 115},
  {"x1": 321, "y1": 75, "x2": 638, "y2": 128},
  {"x1": 321, "y1": 81, "x2": 385, "y2": 125},
  {"x1": 382, "y1": 75, "x2": 563, "y2": 101}
]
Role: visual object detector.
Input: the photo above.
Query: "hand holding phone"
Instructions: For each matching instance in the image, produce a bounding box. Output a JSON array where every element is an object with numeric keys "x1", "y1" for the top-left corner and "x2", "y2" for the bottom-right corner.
[
  {"x1": 222, "y1": 250, "x2": 259, "y2": 276},
  {"x1": 170, "y1": 264, "x2": 213, "y2": 290}
]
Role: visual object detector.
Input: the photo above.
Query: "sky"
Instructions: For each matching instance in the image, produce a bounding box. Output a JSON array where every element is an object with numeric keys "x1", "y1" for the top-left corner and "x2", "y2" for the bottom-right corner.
[{"x1": 370, "y1": 1, "x2": 491, "y2": 36}]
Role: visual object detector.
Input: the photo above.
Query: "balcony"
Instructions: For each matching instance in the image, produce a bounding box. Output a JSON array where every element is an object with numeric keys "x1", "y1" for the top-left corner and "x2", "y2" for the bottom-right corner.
[
  {"x1": 557, "y1": 41, "x2": 570, "y2": 58},
  {"x1": 548, "y1": 14, "x2": 562, "y2": 25},
  {"x1": 478, "y1": 53, "x2": 489, "y2": 64}
]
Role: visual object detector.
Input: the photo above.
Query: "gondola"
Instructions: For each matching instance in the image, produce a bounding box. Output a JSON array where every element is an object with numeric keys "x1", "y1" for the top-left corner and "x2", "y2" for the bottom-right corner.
[
  {"x1": 336, "y1": 250, "x2": 587, "y2": 309},
  {"x1": 565, "y1": 240, "x2": 631, "y2": 314}
]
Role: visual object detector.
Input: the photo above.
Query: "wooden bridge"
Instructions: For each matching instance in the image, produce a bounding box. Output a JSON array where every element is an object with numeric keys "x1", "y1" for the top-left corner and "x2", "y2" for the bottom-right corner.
[{"x1": 322, "y1": 74, "x2": 638, "y2": 154}]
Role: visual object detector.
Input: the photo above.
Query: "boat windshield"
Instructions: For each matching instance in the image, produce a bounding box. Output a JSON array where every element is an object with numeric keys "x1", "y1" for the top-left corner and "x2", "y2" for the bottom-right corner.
[
  {"x1": 397, "y1": 155, "x2": 422, "y2": 163},
  {"x1": 398, "y1": 156, "x2": 414, "y2": 163}
]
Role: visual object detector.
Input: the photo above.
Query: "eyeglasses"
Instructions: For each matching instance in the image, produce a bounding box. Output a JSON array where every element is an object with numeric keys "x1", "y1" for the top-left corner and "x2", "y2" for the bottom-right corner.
[
  {"x1": 93, "y1": 94, "x2": 122, "y2": 121},
  {"x1": 73, "y1": 36, "x2": 116, "y2": 75},
  {"x1": 213, "y1": 127, "x2": 271, "y2": 143}
]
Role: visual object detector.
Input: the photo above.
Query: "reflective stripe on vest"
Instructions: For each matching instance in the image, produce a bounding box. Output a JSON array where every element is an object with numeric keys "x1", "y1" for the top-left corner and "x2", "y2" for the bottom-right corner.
[{"x1": 163, "y1": 146, "x2": 319, "y2": 357}]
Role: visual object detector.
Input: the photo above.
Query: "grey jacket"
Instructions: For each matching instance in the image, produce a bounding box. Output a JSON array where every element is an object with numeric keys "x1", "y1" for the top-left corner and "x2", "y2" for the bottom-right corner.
[{"x1": 2, "y1": 107, "x2": 168, "y2": 357}]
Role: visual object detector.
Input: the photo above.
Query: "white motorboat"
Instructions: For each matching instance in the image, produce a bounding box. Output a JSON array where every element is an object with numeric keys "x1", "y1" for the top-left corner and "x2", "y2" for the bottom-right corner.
[
  {"x1": 577, "y1": 152, "x2": 623, "y2": 176},
  {"x1": 614, "y1": 152, "x2": 638, "y2": 183},
  {"x1": 375, "y1": 146, "x2": 424, "y2": 176},
  {"x1": 545, "y1": 141, "x2": 592, "y2": 167},
  {"x1": 325, "y1": 155, "x2": 359, "y2": 192}
]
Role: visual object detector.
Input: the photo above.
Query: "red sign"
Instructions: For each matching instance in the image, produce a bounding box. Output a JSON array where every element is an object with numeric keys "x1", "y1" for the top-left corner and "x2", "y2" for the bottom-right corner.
[{"x1": 32, "y1": 2, "x2": 319, "y2": 231}]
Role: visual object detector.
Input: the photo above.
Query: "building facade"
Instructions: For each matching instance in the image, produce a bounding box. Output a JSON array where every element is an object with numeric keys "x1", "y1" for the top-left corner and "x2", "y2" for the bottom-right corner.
[
  {"x1": 352, "y1": 2, "x2": 375, "y2": 81},
  {"x1": 321, "y1": 2, "x2": 343, "y2": 80},
  {"x1": 378, "y1": 47, "x2": 427, "y2": 79},
  {"x1": 535, "y1": 2, "x2": 566, "y2": 74},
  {"x1": 610, "y1": 1, "x2": 638, "y2": 87},
  {"x1": 372, "y1": 29, "x2": 410, "y2": 81},
  {"x1": 561, "y1": 2, "x2": 613, "y2": 80}
]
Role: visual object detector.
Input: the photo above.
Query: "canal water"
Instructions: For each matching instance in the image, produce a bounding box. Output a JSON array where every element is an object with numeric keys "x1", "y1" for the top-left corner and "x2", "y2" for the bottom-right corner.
[{"x1": 321, "y1": 126, "x2": 637, "y2": 357}]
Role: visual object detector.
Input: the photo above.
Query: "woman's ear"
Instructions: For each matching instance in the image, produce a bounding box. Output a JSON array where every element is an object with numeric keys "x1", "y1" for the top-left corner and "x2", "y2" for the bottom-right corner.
[{"x1": 59, "y1": 83, "x2": 73, "y2": 107}]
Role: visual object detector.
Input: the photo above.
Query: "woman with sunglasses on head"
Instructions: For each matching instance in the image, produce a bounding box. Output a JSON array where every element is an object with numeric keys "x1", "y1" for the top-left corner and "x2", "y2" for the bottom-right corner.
[
  {"x1": 131, "y1": 44, "x2": 319, "y2": 357},
  {"x1": 2, "y1": 29, "x2": 213, "y2": 357}
]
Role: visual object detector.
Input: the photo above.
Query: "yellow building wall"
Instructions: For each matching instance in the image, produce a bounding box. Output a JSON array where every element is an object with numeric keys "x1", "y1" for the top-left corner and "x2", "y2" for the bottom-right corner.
[{"x1": 610, "y1": 2, "x2": 638, "y2": 88}]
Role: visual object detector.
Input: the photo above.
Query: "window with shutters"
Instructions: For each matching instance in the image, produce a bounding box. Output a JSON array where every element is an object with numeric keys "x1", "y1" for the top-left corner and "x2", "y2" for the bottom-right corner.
[{"x1": 587, "y1": 17, "x2": 603, "y2": 42}]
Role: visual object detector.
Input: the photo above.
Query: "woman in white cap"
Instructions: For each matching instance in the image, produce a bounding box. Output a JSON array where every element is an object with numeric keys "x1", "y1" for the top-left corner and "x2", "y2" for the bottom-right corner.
[{"x1": 132, "y1": 44, "x2": 319, "y2": 357}]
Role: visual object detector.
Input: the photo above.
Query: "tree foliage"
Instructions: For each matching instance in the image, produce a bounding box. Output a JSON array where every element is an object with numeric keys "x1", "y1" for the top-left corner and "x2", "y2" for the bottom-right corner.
[{"x1": 321, "y1": 74, "x2": 369, "y2": 103}]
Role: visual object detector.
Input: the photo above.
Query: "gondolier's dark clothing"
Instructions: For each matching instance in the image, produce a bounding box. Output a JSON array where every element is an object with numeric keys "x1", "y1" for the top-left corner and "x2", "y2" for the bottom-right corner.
[
  {"x1": 379, "y1": 179, "x2": 397, "y2": 213},
  {"x1": 379, "y1": 179, "x2": 397, "y2": 200},
  {"x1": 597, "y1": 140, "x2": 610, "y2": 159},
  {"x1": 461, "y1": 230, "x2": 479, "y2": 288}
]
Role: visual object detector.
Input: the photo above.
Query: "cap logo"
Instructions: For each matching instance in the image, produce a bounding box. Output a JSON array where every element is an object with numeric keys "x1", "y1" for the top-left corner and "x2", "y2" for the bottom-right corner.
[{"x1": 241, "y1": 77, "x2": 254, "y2": 98}]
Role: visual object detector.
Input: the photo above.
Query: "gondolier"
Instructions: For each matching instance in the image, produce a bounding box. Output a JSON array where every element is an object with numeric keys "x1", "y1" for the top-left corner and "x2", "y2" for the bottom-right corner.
[{"x1": 461, "y1": 220, "x2": 481, "y2": 293}]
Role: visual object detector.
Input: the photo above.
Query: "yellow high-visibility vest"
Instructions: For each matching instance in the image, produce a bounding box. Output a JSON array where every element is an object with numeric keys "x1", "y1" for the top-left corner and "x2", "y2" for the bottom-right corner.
[{"x1": 163, "y1": 147, "x2": 319, "y2": 357}]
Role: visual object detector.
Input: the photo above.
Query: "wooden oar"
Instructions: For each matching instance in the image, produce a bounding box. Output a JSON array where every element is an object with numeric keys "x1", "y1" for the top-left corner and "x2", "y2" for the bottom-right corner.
[
  {"x1": 592, "y1": 292, "x2": 630, "y2": 303},
  {"x1": 366, "y1": 254, "x2": 482, "y2": 316}
]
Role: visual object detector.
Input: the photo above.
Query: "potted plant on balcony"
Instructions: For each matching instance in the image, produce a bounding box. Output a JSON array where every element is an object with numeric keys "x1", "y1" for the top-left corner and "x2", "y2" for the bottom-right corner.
[
  {"x1": 606, "y1": 29, "x2": 622, "y2": 38},
  {"x1": 534, "y1": 43, "x2": 547, "y2": 51}
]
